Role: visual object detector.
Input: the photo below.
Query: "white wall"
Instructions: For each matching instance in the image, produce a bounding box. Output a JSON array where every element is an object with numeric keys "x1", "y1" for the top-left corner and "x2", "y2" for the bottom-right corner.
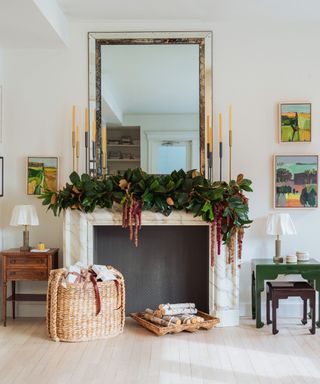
[
  {"x1": 0, "y1": 48, "x2": 4, "y2": 252},
  {"x1": 123, "y1": 113, "x2": 198, "y2": 170},
  {"x1": 213, "y1": 22, "x2": 320, "y2": 315},
  {"x1": 2, "y1": 20, "x2": 320, "y2": 316}
]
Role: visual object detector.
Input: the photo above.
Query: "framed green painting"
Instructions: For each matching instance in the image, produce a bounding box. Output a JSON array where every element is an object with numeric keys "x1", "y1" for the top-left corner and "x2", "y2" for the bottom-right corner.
[
  {"x1": 27, "y1": 157, "x2": 58, "y2": 195},
  {"x1": 279, "y1": 102, "x2": 311, "y2": 142},
  {"x1": 274, "y1": 154, "x2": 318, "y2": 208}
]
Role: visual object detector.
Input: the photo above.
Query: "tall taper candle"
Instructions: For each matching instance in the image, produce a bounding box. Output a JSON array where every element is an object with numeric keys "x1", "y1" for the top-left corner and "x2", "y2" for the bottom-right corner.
[
  {"x1": 92, "y1": 109, "x2": 96, "y2": 142},
  {"x1": 84, "y1": 108, "x2": 88, "y2": 173},
  {"x1": 229, "y1": 105, "x2": 232, "y2": 181},
  {"x1": 72, "y1": 105, "x2": 76, "y2": 171},
  {"x1": 102, "y1": 126, "x2": 107, "y2": 172},
  {"x1": 219, "y1": 113, "x2": 223, "y2": 181},
  {"x1": 91, "y1": 109, "x2": 96, "y2": 176},
  {"x1": 76, "y1": 125, "x2": 80, "y2": 173},
  {"x1": 76, "y1": 126, "x2": 79, "y2": 155},
  {"x1": 207, "y1": 115, "x2": 212, "y2": 152},
  {"x1": 84, "y1": 108, "x2": 88, "y2": 132},
  {"x1": 219, "y1": 113, "x2": 222, "y2": 142}
]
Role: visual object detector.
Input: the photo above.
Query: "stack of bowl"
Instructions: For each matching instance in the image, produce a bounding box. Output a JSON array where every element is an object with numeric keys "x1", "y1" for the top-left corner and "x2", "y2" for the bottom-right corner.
[
  {"x1": 286, "y1": 254, "x2": 297, "y2": 263},
  {"x1": 296, "y1": 251, "x2": 310, "y2": 262}
]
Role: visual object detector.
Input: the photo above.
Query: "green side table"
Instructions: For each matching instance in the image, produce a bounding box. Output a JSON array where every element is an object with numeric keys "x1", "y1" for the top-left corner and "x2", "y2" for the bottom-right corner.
[{"x1": 251, "y1": 258, "x2": 320, "y2": 328}]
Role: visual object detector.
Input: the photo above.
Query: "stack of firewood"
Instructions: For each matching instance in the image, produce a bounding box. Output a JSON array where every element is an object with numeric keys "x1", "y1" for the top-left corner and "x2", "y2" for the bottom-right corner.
[{"x1": 143, "y1": 303, "x2": 204, "y2": 327}]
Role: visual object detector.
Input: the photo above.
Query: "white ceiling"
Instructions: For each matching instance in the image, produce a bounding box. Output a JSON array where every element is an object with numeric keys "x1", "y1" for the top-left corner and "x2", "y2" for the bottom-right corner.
[
  {"x1": 1, "y1": 0, "x2": 320, "y2": 49},
  {"x1": 0, "y1": 0, "x2": 66, "y2": 49},
  {"x1": 101, "y1": 44, "x2": 199, "y2": 115},
  {"x1": 57, "y1": 0, "x2": 320, "y2": 22}
]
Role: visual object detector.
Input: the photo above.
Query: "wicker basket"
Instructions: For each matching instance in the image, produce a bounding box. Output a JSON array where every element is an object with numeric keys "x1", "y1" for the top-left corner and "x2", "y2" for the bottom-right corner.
[{"x1": 47, "y1": 266, "x2": 125, "y2": 342}]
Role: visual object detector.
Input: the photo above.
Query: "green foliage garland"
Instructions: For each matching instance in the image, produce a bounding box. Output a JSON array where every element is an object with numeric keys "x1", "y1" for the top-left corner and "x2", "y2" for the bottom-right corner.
[{"x1": 40, "y1": 168, "x2": 252, "y2": 258}]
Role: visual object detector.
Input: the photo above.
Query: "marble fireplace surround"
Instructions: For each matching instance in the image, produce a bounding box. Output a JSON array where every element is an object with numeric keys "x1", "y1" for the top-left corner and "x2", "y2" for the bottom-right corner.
[{"x1": 63, "y1": 207, "x2": 239, "y2": 326}]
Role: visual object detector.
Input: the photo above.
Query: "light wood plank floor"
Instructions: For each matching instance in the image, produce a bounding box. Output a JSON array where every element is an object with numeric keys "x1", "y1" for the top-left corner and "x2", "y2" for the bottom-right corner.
[{"x1": 0, "y1": 317, "x2": 320, "y2": 384}]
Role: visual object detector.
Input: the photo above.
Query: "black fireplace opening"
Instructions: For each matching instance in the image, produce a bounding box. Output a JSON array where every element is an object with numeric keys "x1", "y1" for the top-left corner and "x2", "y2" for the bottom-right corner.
[{"x1": 94, "y1": 225, "x2": 209, "y2": 315}]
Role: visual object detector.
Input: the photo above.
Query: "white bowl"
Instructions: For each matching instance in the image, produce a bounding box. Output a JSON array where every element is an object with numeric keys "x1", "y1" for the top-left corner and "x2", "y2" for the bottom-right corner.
[{"x1": 286, "y1": 255, "x2": 297, "y2": 263}]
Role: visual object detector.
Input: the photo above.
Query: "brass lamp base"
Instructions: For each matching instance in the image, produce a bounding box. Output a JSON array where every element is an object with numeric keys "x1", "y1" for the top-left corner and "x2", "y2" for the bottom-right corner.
[
  {"x1": 273, "y1": 237, "x2": 283, "y2": 263},
  {"x1": 20, "y1": 228, "x2": 31, "y2": 252},
  {"x1": 20, "y1": 245, "x2": 31, "y2": 252}
]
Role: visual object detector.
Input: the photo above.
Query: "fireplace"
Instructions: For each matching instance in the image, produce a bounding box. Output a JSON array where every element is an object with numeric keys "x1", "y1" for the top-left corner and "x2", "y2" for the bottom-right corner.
[
  {"x1": 63, "y1": 207, "x2": 241, "y2": 326},
  {"x1": 94, "y1": 225, "x2": 209, "y2": 314}
]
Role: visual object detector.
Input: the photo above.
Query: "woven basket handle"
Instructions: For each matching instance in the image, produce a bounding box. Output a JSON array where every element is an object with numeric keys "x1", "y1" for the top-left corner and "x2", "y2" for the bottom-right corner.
[
  {"x1": 47, "y1": 268, "x2": 66, "y2": 342},
  {"x1": 106, "y1": 265, "x2": 124, "y2": 282},
  {"x1": 106, "y1": 265, "x2": 125, "y2": 317}
]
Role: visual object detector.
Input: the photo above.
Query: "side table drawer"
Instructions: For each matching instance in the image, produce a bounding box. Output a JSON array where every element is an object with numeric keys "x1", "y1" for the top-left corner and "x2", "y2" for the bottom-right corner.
[
  {"x1": 7, "y1": 256, "x2": 48, "y2": 268},
  {"x1": 6, "y1": 269, "x2": 48, "y2": 281}
]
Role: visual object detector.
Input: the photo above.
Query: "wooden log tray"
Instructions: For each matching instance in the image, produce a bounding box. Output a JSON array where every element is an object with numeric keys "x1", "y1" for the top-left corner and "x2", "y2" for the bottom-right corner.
[{"x1": 130, "y1": 310, "x2": 220, "y2": 336}]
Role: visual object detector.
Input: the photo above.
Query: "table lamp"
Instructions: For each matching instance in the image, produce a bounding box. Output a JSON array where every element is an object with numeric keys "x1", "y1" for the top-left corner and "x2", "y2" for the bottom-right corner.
[
  {"x1": 10, "y1": 205, "x2": 39, "y2": 251},
  {"x1": 266, "y1": 213, "x2": 296, "y2": 262}
]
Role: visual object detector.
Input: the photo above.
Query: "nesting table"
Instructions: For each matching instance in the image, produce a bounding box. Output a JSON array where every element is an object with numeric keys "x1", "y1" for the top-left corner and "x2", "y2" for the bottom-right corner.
[{"x1": 251, "y1": 258, "x2": 320, "y2": 328}]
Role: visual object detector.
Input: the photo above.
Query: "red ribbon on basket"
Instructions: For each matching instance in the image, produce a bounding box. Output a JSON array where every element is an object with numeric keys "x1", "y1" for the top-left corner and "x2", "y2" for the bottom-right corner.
[
  {"x1": 114, "y1": 279, "x2": 121, "y2": 310},
  {"x1": 65, "y1": 268, "x2": 122, "y2": 316},
  {"x1": 88, "y1": 269, "x2": 101, "y2": 315},
  {"x1": 65, "y1": 269, "x2": 101, "y2": 316}
]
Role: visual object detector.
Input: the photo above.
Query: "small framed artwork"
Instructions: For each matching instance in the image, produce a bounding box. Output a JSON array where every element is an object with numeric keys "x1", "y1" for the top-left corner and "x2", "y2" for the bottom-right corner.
[
  {"x1": 279, "y1": 102, "x2": 311, "y2": 142},
  {"x1": 27, "y1": 157, "x2": 59, "y2": 195},
  {"x1": 0, "y1": 156, "x2": 3, "y2": 197},
  {"x1": 274, "y1": 154, "x2": 318, "y2": 208}
]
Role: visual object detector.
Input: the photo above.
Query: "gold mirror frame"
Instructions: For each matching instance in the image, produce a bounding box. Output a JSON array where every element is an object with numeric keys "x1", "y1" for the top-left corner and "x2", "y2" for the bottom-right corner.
[{"x1": 88, "y1": 31, "x2": 212, "y2": 177}]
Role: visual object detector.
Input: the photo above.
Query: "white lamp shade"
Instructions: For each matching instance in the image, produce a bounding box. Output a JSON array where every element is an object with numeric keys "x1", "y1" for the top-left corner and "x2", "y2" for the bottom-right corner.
[
  {"x1": 266, "y1": 213, "x2": 296, "y2": 236},
  {"x1": 10, "y1": 205, "x2": 39, "y2": 226}
]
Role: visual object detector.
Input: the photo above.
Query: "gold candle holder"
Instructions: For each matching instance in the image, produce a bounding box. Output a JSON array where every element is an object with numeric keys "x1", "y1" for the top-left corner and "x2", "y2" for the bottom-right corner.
[
  {"x1": 72, "y1": 131, "x2": 75, "y2": 172},
  {"x1": 76, "y1": 141, "x2": 80, "y2": 173}
]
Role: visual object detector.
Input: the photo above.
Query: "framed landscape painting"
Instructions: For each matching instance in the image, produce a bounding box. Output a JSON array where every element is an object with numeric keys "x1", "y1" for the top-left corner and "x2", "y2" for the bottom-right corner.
[
  {"x1": 27, "y1": 157, "x2": 58, "y2": 195},
  {"x1": 279, "y1": 103, "x2": 311, "y2": 142},
  {"x1": 274, "y1": 154, "x2": 318, "y2": 208}
]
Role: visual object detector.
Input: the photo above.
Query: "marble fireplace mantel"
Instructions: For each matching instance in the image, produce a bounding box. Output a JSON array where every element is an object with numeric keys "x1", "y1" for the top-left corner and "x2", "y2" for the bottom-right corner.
[
  {"x1": 63, "y1": 206, "x2": 207, "y2": 266},
  {"x1": 63, "y1": 207, "x2": 240, "y2": 326}
]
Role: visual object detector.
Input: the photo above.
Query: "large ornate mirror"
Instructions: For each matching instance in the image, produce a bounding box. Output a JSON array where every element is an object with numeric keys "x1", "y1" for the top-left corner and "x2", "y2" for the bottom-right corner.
[{"x1": 88, "y1": 31, "x2": 212, "y2": 177}]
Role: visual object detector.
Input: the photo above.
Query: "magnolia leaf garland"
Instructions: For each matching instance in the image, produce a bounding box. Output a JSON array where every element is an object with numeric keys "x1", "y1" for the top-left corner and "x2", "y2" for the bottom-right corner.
[{"x1": 39, "y1": 168, "x2": 253, "y2": 266}]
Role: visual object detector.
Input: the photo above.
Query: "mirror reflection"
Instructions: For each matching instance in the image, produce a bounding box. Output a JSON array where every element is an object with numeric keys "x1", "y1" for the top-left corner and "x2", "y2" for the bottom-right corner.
[
  {"x1": 101, "y1": 44, "x2": 199, "y2": 175},
  {"x1": 88, "y1": 32, "x2": 212, "y2": 176}
]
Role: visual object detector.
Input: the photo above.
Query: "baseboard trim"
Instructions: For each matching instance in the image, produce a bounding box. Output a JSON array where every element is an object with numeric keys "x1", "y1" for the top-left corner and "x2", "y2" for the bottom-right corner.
[{"x1": 240, "y1": 299, "x2": 311, "y2": 318}]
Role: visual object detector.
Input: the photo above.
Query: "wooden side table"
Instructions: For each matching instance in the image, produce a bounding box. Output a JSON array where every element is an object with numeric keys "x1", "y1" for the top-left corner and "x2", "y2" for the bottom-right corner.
[
  {"x1": 2, "y1": 248, "x2": 59, "y2": 326},
  {"x1": 266, "y1": 281, "x2": 316, "y2": 335},
  {"x1": 251, "y1": 258, "x2": 320, "y2": 329}
]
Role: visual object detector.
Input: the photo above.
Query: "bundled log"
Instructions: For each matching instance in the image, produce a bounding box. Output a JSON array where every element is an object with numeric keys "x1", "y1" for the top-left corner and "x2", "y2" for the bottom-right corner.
[
  {"x1": 159, "y1": 303, "x2": 197, "y2": 316},
  {"x1": 162, "y1": 315, "x2": 182, "y2": 325},
  {"x1": 179, "y1": 315, "x2": 197, "y2": 325},
  {"x1": 145, "y1": 308, "x2": 181, "y2": 325},
  {"x1": 159, "y1": 303, "x2": 195, "y2": 310},
  {"x1": 176, "y1": 314, "x2": 205, "y2": 324},
  {"x1": 143, "y1": 313, "x2": 174, "y2": 327},
  {"x1": 160, "y1": 307, "x2": 197, "y2": 316},
  {"x1": 145, "y1": 308, "x2": 158, "y2": 316},
  {"x1": 153, "y1": 309, "x2": 163, "y2": 318},
  {"x1": 141, "y1": 306, "x2": 206, "y2": 331}
]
